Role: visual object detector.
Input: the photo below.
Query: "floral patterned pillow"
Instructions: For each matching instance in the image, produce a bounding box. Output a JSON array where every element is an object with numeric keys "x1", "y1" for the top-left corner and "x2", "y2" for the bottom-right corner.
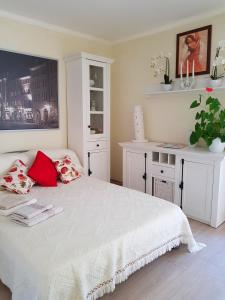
[
  {"x1": 54, "y1": 155, "x2": 81, "y2": 184},
  {"x1": 0, "y1": 160, "x2": 35, "y2": 194}
]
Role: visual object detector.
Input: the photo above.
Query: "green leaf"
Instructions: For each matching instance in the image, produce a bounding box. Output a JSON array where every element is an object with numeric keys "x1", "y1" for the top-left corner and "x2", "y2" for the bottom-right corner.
[
  {"x1": 206, "y1": 96, "x2": 213, "y2": 105},
  {"x1": 195, "y1": 122, "x2": 202, "y2": 133},
  {"x1": 210, "y1": 103, "x2": 220, "y2": 113},
  {"x1": 190, "y1": 131, "x2": 200, "y2": 145},
  {"x1": 221, "y1": 135, "x2": 225, "y2": 143},
  {"x1": 195, "y1": 112, "x2": 201, "y2": 120},
  {"x1": 190, "y1": 100, "x2": 200, "y2": 109},
  {"x1": 206, "y1": 123, "x2": 214, "y2": 135}
]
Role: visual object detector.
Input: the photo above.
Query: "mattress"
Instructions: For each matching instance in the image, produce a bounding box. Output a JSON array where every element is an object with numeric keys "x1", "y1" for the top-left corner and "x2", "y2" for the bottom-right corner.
[{"x1": 0, "y1": 176, "x2": 204, "y2": 300}]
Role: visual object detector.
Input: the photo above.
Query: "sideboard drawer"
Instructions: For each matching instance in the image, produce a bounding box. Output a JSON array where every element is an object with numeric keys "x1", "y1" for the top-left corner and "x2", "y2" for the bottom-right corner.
[
  {"x1": 151, "y1": 164, "x2": 175, "y2": 179},
  {"x1": 87, "y1": 140, "x2": 108, "y2": 151}
]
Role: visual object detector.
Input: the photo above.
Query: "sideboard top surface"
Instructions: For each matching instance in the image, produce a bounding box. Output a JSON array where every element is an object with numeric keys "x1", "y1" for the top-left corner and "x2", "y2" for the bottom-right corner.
[{"x1": 119, "y1": 141, "x2": 225, "y2": 161}]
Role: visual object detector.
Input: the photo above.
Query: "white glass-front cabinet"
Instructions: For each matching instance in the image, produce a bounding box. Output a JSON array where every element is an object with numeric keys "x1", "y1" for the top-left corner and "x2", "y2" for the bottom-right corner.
[
  {"x1": 87, "y1": 61, "x2": 107, "y2": 139},
  {"x1": 65, "y1": 53, "x2": 113, "y2": 181}
]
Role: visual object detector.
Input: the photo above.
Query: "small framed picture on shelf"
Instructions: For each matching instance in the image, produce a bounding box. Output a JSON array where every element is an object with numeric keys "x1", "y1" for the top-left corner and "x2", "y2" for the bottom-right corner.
[{"x1": 176, "y1": 25, "x2": 212, "y2": 78}]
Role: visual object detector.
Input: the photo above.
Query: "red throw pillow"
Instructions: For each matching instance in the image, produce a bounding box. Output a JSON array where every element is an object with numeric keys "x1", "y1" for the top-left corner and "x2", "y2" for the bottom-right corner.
[{"x1": 28, "y1": 151, "x2": 57, "y2": 187}]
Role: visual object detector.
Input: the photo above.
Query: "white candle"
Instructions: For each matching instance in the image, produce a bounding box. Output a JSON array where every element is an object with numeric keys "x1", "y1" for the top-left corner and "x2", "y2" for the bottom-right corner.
[
  {"x1": 180, "y1": 62, "x2": 183, "y2": 79},
  {"x1": 192, "y1": 60, "x2": 195, "y2": 78},
  {"x1": 186, "y1": 60, "x2": 189, "y2": 78}
]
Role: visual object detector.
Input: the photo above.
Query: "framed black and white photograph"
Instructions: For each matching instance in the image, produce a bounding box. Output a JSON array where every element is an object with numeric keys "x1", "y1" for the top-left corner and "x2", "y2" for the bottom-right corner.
[{"x1": 0, "y1": 49, "x2": 59, "y2": 130}]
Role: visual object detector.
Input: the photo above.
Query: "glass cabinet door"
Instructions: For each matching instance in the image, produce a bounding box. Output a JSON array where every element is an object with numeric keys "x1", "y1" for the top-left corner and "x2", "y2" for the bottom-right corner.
[{"x1": 87, "y1": 62, "x2": 106, "y2": 138}]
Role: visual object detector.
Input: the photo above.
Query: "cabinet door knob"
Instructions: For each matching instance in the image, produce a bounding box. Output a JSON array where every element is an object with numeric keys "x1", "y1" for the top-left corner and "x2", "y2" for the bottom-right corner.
[
  {"x1": 160, "y1": 170, "x2": 164, "y2": 174},
  {"x1": 88, "y1": 125, "x2": 91, "y2": 128},
  {"x1": 96, "y1": 144, "x2": 100, "y2": 147}
]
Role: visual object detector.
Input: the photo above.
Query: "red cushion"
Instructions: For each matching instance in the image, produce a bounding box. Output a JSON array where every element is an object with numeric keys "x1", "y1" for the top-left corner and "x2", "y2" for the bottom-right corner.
[{"x1": 28, "y1": 151, "x2": 58, "y2": 187}]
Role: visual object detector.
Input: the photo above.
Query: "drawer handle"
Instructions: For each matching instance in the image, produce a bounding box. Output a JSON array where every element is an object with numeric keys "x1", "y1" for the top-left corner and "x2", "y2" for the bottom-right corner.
[
  {"x1": 160, "y1": 170, "x2": 164, "y2": 174},
  {"x1": 96, "y1": 144, "x2": 100, "y2": 147}
]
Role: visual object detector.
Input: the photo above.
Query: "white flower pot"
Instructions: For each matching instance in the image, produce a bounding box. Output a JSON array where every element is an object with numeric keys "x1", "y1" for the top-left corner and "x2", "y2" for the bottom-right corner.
[
  {"x1": 160, "y1": 83, "x2": 173, "y2": 91},
  {"x1": 209, "y1": 138, "x2": 225, "y2": 153},
  {"x1": 209, "y1": 78, "x2": 223, "y2": 88}
]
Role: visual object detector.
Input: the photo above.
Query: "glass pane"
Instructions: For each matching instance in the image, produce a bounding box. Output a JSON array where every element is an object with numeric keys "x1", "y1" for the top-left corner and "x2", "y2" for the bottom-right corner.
[
  {"x1": 90, "y1": 90, "x2": 103, "y2": 112},
  {"x1": 89, "y1": 65, "x2": 103, "y2": 88},
  {"x1": 90, "y1": 114, "x2": 103, "y2": 135}
]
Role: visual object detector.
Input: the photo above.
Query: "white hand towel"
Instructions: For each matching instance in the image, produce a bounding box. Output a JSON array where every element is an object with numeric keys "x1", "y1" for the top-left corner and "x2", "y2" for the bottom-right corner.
[
  {"x1": 11, "y1": 207, "x2": 63, "y2": 227},
  {"x1": 11, "y1": 203, "x2": 53, "y2": 219},
  {"x1": 0, "y1": 198, "x2": 37, "y2": 216}
]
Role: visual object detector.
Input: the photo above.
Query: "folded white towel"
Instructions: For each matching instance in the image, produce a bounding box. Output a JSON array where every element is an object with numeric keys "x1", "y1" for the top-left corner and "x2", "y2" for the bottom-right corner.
[
  {"x1": 11, "y1": 203, "x2": 53, "y2": 219},
  {"x1": 10, "y1": 206, "x2": 63, "y2": 227},
  {"x1": 0, "y1": 194, "x2": 33, "y2": 210},
  {"x1": 0, "y1": 198, "x2": 37, "y2": 216}
]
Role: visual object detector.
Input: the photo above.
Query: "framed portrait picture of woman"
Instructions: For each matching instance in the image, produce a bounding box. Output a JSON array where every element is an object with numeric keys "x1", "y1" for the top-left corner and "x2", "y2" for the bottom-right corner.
[{"x1": 176, "y1": 25, "x2": 212, "y2": 78}]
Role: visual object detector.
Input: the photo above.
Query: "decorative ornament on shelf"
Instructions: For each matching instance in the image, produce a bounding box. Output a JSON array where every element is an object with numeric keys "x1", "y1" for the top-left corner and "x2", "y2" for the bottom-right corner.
[
  {"x1": 210, "y1": 39, "x2": 225, "y2": 87},
  {"x1": 150, "y1": 53, "x2": 173, "y2": 91},
  {"x1": 189, "y1": 87, "x2": 225, "y2": 153},
  {"x1": 90, "y1": 79, "x2": 95, "y2": 87},
  {"x1": 90, "y1": 99, "x2": 96, "y2": 111},
  {"x1": 132, "y1": 105, "x2": 148, "y2": 143},
  {"x1": 180, "y1": 59, "x2": 196, "y2": 89}
]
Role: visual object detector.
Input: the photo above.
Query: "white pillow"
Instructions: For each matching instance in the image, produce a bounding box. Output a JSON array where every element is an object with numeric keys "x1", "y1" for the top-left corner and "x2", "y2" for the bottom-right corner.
[
  {"x1": 0, "y1": 153, "x2": 31, "y2": 178},
  {"x1": 26, "y1": 148, "x2": 84, "y2": 173}
]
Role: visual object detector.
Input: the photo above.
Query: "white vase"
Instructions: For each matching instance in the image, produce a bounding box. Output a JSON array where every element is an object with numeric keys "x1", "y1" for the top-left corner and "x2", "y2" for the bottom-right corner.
[
  {"x1": 160, "y1": 83, "x2": 173, "y2": 91},
  {"x1": 132, "y1": 105, "x2": 148, "y2": 143},
  {"x1": 209, "y1": 138, "x2": 225, "y2": 153},
  {"x1": 209, "y1": 78, "x2": 223, "y2": 88}
]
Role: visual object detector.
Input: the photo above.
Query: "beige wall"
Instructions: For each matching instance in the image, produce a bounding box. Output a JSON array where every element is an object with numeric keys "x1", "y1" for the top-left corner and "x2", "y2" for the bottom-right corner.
[
  {"x1": 0, "y1": 16, "x2": 111, "y2": 153},
  {"x1": 0, "y1": 13, "x2": 224, "y2": 182},
  {"x1": 111, "y1": 12, "x2": 225, "y2": 182}
]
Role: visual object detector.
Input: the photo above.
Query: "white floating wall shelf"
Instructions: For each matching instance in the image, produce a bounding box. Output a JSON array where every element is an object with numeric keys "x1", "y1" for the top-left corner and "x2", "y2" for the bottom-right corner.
[{"x1": 144, "y1": 76, "x2": 225, "y2": 96}]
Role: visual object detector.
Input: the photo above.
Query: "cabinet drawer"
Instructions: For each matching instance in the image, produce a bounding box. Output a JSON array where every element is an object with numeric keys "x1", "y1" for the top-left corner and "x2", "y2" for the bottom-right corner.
[
  {"x1": 151, "y1": 164, "x2": 175, "y2": 179},
  {"x1": 87, "y1": 140, "x2": 108, "y2": 151}
]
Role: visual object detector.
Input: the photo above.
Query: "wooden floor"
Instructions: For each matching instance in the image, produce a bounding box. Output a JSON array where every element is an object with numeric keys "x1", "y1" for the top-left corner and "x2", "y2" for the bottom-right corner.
[{"x1": 1, "y1": 219, "x2": 225, "y2": 300}]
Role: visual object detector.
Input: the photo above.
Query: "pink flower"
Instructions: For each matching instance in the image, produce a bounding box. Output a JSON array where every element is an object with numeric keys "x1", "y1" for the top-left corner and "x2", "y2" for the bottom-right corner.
[
  {"x1": 64, "y1": 159, "x2": 71, "y2": 165},
  {"x1": 63, "y1": 180, "x2": 70, "y2": 184},
  {"x1": 61, "y1": 167, "x2": 68, "y2": 174},
  {"x1": 205, "y1": 87, "x2": 213, "y2": 93},
  {"x1": 18, "y1": 174, "x2": 26, "y2": 181},
  {"x1": 9, "y1": 166, "x2": 17, "y2": 172},
  {"x1": 4, "y1": 176, "x2": 13, "y2": 183}
]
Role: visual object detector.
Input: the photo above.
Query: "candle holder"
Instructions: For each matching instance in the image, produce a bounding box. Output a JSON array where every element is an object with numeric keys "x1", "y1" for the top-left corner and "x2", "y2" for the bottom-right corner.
[
  {"x1": 180, "y1": 60, "x2": 195, "y2": 90},
  {"x1": 180, "y1": 76, "x2": 196, "y2": 90}
]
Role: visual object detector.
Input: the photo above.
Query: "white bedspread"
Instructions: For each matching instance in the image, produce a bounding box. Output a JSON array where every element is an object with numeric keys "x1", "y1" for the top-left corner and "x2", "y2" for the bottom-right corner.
[{"x1": 0, "y1": 176, "x2": 204, "y2": 300}]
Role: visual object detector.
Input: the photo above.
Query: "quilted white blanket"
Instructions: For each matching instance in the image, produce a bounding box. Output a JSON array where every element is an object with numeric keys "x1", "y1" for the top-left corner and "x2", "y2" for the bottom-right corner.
[{"x1": 0, "y1": 176, "x2": 204, "y2": 300}]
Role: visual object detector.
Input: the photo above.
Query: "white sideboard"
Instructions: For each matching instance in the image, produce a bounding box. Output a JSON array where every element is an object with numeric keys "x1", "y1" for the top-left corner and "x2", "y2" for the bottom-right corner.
[
  {"x1": 119, "y1": 142, "x2": 225, "y2": 228},
  {"x1": 65, "y1": 52, "x2": 113, "y2": 181}
]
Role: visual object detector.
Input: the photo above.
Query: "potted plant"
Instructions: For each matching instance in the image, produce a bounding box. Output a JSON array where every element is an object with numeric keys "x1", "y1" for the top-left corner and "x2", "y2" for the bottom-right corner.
[
  {"x1": 210, "y1": 40, "x2": 225, "y2": 87},
  {"x1": 150, "y1": 53, "x2": 173, "y2": 91},
  {"x1": 189, "y1": 88, "x2": 225, "y2": 153}
]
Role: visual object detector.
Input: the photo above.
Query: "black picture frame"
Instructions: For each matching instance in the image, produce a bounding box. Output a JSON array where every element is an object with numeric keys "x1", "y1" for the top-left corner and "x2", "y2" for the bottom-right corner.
[
  {"x1": 176, "y1": 25, "x2": 212, "y2": 78},
  {"x1": 0, "y1": 49, "x2": 59, "y2": 130}
]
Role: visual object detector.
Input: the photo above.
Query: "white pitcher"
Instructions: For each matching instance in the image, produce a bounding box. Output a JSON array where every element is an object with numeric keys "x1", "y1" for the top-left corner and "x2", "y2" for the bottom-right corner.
[{"x1": 209, "y1": 138, "x2": 225, "y2": 153}]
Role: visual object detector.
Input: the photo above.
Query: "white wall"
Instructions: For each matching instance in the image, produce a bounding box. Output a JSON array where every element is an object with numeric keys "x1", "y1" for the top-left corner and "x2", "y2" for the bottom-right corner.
[{"x1": 0, "y1": 16, "x2": 111, "y2": 153}]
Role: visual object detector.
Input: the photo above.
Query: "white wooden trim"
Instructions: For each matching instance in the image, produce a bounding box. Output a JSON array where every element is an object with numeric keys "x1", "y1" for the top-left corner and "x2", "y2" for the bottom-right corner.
[{"x1": 64, "y1": 52, "x2": 114, "y2": 64}]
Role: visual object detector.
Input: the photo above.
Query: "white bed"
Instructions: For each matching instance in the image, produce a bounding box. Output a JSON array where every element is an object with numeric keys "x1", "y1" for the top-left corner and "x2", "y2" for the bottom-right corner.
[{"x1": 0, "y1": 150, "x2": 204, "y2": 300}]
